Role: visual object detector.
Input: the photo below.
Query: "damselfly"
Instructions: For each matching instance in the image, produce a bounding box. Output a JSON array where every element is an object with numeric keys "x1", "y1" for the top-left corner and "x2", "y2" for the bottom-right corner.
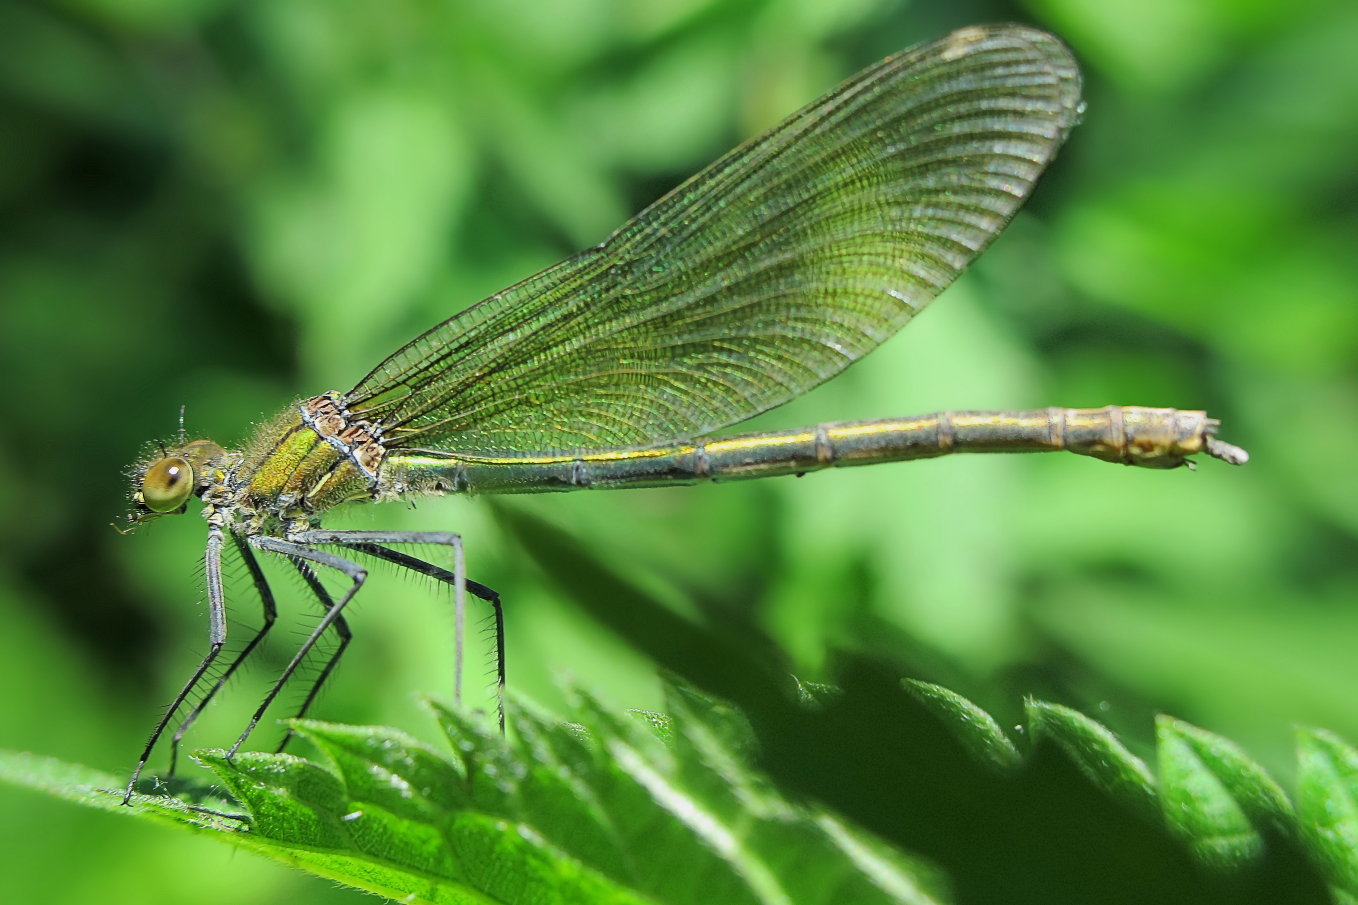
[{"x1": 120, "y1": 24, "x2": 1247, "y2": 803}]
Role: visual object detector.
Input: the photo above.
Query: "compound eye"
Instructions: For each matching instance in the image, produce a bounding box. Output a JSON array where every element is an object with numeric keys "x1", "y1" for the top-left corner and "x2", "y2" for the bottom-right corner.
[{"x1": 142, "y1": 457, "x2": 195, "y2": 512}]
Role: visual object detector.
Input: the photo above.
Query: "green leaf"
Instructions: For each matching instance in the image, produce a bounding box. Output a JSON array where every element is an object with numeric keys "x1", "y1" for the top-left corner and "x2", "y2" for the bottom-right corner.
[
  {"x1": 1296, "y1": 727, "x2": 1358, "y2": 899},
  {"x1": 1155, "y1": 715, "x2": 1292, "y2": 870},
  {"x1": 10, "y1": 683, "x2": 1354, "y2": 903},
  {"x1": 1024, "y1": 698, "x2": 1158, "y2": 818},
  {"x1": 902, "y1": 680, "x2": 1021, "y2": 774},
  {"x1": 792, "y1": 678, "x2": 843, "y2": 711},
  {"x1": 295, "y1": 720, "x2": 470, "y2": 819},
  {"x1": 0, "y1": 749, "x2": 246, "y2": 834},
  {"x1": 1, "y1": 681, "x2": 945, "y2": 905},
  {"x1": 194, "y1": 750, "x2": 350, "y2": 848},
  {"x1": 0, "y1": 750, "x2": 501, "y2": 905}
]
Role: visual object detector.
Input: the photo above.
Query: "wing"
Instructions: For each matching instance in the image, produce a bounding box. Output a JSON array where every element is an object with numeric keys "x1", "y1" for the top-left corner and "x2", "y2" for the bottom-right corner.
[{"x1": 346, "y1": 25, "x2": 1082, "y2": 457}]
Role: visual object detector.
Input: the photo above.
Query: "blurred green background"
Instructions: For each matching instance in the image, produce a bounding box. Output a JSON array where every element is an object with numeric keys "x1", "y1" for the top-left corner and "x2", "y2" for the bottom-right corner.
[{"x1": 1, "y1": 0, "x2": 1356, "y2": 900}]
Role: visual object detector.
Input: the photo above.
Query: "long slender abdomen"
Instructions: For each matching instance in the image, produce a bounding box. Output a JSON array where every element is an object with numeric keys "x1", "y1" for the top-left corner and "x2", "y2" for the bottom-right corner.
[{"x1": 383, "y1": 406, "x2": 1247, "y2": 497}]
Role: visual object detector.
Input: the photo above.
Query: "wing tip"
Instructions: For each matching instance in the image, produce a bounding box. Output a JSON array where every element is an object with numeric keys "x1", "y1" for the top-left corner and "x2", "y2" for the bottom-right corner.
[{"x1": 966, "y1": 24, "x2": 1085, "y2": 136}]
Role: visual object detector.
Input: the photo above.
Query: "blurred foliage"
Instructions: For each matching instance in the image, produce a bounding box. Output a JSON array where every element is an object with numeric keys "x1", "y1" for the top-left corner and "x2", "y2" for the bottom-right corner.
[{"x1": 0, "y1": 0, "x2": 1355, "y2": 901}]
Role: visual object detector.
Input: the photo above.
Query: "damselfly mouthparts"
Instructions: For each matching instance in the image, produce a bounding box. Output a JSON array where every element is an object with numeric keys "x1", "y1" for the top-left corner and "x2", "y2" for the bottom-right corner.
[{"x1": 120, "y1": 24, "x2": 1247, "y2": 804}]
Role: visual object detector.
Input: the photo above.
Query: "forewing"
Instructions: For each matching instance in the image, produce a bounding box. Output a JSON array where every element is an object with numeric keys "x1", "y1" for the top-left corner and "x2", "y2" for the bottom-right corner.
[{"x1": 347, "y1": 25, "x2": 1082, "y2": 456}]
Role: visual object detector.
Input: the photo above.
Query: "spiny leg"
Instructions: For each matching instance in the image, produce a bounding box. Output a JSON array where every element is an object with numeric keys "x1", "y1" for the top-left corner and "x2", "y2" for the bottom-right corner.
[
  {"x1": 344, "y1": 542, "x2": 503, "y2": 728},
  {"x1": 341, "y1": 538, "x2": 504, "y2": 733},
  {"x1": 124, "y1": 525, "x2": 229, "y2": 804},
  {"x1": 295, "y1": 530, "x2": 503, "y2": 733},
  {"x1": 275, "y1": 558, "x2": 352, "y2": 753},
  {"x1": 166, "y1": 535, "x2": 278, "y2": 779},
  {"x1": 296, "y1": 532, "x2": 465, "y2": 697},
  {"x1": 232, "y1": 537, "x2": 366, "y2": 758}
]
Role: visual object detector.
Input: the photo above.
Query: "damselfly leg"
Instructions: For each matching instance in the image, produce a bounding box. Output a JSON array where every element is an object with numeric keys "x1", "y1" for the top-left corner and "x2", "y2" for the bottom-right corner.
[
  {"x1": 273, "y1": 559, "x2": 352, "y2": 753},
  {"x1": 298, "y1": 530, "x2": 505, "y2": 733},
  {"x1": 322, "y1": 533, "x2": 506, "y2": 733},
  {"x1": 269, "y1": 529, "x2": 507, "y2": 747},
  {"x1": 124, "y1": 525, "x2": 228, "y2": 803},
  {"x1": 226, "y1": 537, "x2": 367, "y2": 757},
  {"x1": 128, "y1": 524, "x2": 501, "y2": 803},
  {"x1": 164, "y1": 535, "x2": 277, "y2": 779}
]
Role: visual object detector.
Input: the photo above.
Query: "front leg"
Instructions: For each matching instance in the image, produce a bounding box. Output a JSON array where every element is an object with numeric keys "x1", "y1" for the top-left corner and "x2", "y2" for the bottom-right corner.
[
  {"x1": 124, "y1": 525, "x2": 229, "y2": 804},
  {"x1": 165, "y1": 534, "x2": 278, "y2": 779}
]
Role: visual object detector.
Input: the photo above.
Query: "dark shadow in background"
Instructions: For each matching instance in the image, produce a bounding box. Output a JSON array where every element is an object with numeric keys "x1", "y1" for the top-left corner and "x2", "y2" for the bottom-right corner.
[{"x1": 499, "y1": 503, "x2": 1330, "y2": 905}]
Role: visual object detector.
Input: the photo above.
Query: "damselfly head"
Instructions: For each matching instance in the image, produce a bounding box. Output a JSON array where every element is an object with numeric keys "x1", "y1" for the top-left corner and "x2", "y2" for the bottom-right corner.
[{"x1": 125, "y1": 438, "x2": 226, "y2": 528}]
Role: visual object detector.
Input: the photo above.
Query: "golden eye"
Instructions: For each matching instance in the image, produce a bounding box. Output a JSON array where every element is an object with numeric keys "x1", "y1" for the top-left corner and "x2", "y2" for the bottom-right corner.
[{"x1": 142, "y1": 457, "x2": 195, "y2": 512}]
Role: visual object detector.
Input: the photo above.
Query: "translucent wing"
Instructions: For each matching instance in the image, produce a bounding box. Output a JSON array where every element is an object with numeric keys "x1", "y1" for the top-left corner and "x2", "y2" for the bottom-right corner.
[{"x1": 347, "y1": 25, "x2": 1082, "y2": 457}]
